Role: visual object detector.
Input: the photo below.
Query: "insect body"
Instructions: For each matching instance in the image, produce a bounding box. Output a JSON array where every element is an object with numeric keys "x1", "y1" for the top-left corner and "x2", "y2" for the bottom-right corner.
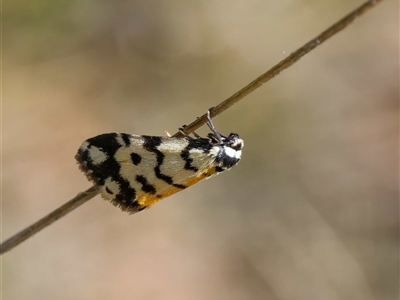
[{"x1": 76, "y1": 112, "x2": 243, "y2": 213}]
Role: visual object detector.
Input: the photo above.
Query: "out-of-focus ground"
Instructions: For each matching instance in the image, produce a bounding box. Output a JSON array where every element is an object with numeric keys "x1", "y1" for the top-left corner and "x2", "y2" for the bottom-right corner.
[{"x1": 3, "y1": 1, "x2": 398, "y2": 300}]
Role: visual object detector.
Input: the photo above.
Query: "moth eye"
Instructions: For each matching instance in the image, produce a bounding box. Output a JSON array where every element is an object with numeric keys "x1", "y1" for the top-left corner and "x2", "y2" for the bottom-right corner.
[{"x1": 229, "y1": 137, "x2": 244, "y2": 150}]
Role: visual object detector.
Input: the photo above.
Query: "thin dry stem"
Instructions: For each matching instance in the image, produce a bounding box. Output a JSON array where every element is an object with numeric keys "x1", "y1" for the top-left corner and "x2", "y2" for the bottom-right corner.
[
  {"x1": 0, "y1": 185, "x2": 100, "y2": 255},
  {"x1": 0, "y1": 0, "x2": 384, "y2": 255},
  {"x1": 174, "y1": 0, "x2": 384, "y2": 137}
]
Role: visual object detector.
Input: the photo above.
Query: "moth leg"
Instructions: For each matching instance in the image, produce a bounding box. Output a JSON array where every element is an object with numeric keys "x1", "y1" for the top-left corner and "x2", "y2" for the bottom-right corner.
[
  {"x1": 191, "y1": 131, "x2": 202, "y2": 139},
  {"x1": 206, "y1": 109, "x2": 223, "y2": 142},
  {"x1": 179, "y1": 125, "x2": 202, "y2": 139},
  {"x1": 178, "y1": 127, "x2": 191, "y2": 138}
]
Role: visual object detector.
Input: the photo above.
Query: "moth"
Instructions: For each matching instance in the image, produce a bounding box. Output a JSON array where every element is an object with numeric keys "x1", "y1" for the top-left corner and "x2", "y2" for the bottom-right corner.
[{"x1": 76, "y1": 111, "x2": 243, "y2": 213}]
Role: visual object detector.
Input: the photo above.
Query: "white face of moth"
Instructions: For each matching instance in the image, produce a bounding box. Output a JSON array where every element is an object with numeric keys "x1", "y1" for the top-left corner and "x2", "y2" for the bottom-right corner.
[
  {"x1": 224, "y1": 135, "x2": 244, "y2": 156},
  {"x1": 224, "y1": 146, "x2": 242, "y2": 159}
]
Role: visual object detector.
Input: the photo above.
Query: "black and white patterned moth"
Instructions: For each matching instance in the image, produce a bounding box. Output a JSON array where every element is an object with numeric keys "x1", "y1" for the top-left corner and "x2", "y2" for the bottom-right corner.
[{"x1": 76, "y1": 111, "x2": 243, "y2": 213}]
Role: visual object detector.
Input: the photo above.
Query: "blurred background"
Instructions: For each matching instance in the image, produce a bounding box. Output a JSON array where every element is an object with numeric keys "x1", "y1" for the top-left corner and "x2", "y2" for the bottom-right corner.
[{"x1": 3, "y1": 1, "x2": 398, "y2": 299}]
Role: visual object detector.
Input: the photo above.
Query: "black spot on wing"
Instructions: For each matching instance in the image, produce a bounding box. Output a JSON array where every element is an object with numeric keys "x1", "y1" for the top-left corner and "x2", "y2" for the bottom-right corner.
[
  {"x1": 143, "y1": 136, "x2": 186, "y2": 189},
  {"x1": 142, "y1": 135, "x2": 162, "y2": 148},
  {"x1": 120, "y1": 133, "x2": 132, "y2": 146},
  {"x1": 130, "y1": 152, "x2": 142, "y2": 165},
  {"x1": 136, "y1": 175, "x2": 157, "y2": 195}
]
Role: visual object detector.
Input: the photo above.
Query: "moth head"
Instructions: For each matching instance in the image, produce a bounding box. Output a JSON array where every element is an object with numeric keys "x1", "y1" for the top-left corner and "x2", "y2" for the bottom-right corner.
[
  {"x1": 207, "y1": 132, "x2": 244, "y2": 152},
  {"x1": 224, "y1": 133, "x2": 244, "y2": 150}
]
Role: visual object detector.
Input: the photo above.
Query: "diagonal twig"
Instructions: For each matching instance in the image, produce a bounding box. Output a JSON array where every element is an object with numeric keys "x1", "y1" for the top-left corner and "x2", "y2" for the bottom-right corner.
[
  {"x1": 0, "y1": 0, "x2": 385, "y2": 255},
  {"x1": 1, "y1": 185, "x2": 100, "y2": 254},
  {"x1": 174, "y1": 0, "x2": 385, "y2": 137}
]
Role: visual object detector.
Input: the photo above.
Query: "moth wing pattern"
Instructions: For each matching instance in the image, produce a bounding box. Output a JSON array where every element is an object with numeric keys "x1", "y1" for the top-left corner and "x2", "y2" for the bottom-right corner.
[
  {"x1": 76, "y1": 132, "x2": 233, "y2": 213},
  {"x1": 117, "y1": 135, "x2": 219, "y2": 208}
]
